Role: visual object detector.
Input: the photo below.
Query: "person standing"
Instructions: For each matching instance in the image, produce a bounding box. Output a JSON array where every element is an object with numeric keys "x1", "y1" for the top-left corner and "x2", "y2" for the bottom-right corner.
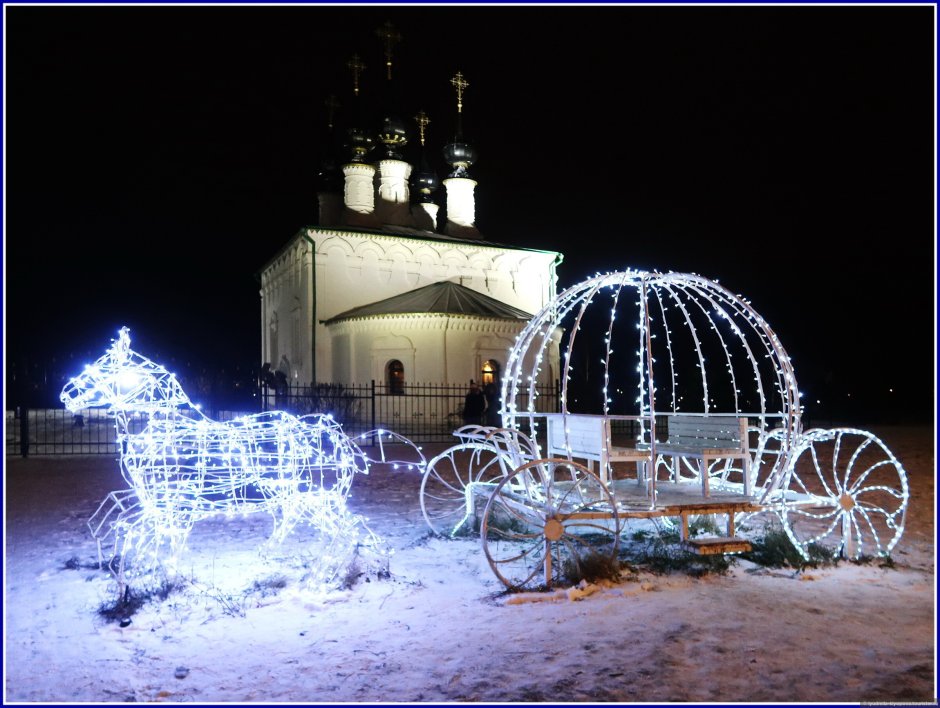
[
  {"x1": 483, "y1": 381, "x2": 501, "y2": 427},
  {"x1": 463, "y1": 381, "x2": 485, "y2": 425}
]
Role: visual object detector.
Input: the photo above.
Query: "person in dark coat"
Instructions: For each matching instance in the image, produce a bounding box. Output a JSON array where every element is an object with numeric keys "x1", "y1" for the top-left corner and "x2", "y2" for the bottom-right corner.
[
  {"x1": 483, "y1": 381, "x2": 501, "y2": 427},
  {"x1": 463, "y1": 381, "x2": 485, "y2": 425}
]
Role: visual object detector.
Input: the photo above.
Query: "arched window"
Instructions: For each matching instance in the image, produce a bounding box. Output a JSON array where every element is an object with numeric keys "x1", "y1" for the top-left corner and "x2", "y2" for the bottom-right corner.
[
  {"x1": 481, "y1": 359, "x2": 500, "y2": 386},
  {"x1": 386, "y1": 360, "x2": 405, "y2": 395}
]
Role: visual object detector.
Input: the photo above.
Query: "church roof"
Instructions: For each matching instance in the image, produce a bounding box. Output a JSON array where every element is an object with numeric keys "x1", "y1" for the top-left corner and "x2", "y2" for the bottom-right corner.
[{"x1": 322, "y1": 281, "x2": 533, "y2": 325}]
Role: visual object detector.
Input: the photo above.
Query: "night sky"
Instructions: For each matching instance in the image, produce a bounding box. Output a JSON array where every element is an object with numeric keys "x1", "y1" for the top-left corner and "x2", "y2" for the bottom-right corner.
[{"x1": 4, "y1": 4, "x2": 935, "y2": 421}]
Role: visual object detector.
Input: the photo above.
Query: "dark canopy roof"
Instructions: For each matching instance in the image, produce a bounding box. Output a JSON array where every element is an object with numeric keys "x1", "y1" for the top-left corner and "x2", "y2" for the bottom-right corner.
[{"x1": 322, "y1": 281, "x2": 533, "y2": 325}]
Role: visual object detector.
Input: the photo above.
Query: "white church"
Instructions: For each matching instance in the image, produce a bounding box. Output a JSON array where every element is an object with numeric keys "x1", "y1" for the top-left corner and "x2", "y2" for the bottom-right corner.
[{"x1": 259, "y1": 33, "x2": 562, "y2": 394}]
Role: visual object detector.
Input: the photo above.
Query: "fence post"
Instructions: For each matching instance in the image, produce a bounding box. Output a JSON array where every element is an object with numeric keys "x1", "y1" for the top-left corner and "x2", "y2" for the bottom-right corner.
[
  {"x1": 19, "y1": 406, "x2": 29, "y2": 458},
  {"x1": 370, "y1": 380, "x2": 376, "y2": 432}
]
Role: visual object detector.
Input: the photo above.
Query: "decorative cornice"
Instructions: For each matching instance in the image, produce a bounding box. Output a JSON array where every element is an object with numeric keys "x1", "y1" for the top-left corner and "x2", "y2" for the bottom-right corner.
[{"x1": 306, "y1": 228, "x2": 556, "y2": 262}]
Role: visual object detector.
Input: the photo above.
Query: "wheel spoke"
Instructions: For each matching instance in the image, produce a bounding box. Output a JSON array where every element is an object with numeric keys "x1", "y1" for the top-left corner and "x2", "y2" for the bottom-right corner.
[
  {"x1": 783, "y1": 429, "x2": 908, "y2": 559},
  {"x1": 846, "y1": 459, "x2": 895, "y2": 495}
]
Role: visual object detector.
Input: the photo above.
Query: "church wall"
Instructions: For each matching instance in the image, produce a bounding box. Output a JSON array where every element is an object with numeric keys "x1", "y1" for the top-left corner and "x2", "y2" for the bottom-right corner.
[
  {"x1": 259, "y1": 238, "x2": 315, "y2": 383},
  {"x1": 310, "y1": 229, "x2": 557, "y2": 318},
  {"x1": 261, "y1": 228, "x2": 561, "y2": 386},
  {"x1": 326, "y1": 315, "x2": 544, "y2": 388}
]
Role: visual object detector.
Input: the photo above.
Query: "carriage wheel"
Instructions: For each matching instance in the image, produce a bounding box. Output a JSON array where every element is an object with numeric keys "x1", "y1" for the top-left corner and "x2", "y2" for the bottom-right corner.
[
  {"x1": 420, "y1": 443, "x2": 513, "y2": 537},
  {"x1": 481, "y1": 459, "x2": 620, "y2": 591},
  {"x1": 781, "y1": 428, "x2": 909, "y2": 560}
]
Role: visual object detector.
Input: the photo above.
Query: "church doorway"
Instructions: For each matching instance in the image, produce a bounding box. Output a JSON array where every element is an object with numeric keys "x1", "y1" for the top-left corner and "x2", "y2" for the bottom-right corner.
[
  {"x1": 386, "y1": 359, "x2": 405, "y2": 395},
  {"x1": 481, "y1": 359, "x2": 500, "y2": 386}
]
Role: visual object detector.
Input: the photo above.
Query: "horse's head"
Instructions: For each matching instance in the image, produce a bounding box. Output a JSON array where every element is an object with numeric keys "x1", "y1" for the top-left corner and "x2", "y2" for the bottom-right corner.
[{"x1": 60, "y1": 327, "x2": 193, "y2": 413}]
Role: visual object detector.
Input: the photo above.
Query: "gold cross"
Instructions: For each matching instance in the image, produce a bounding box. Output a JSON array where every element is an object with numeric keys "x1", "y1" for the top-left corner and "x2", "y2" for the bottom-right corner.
[
  {"x1": 414, "y1": 110, "x2": 430, "y2": 146},
  {"x1": 451, "y1": 71, "x2": 468, "y2": 114},
  {"x1": 376, "y1": 21, "x2": 402, "y2": 81},
  {"x1": 347, "y1": 54, "x2": 366, "y2": 96}
]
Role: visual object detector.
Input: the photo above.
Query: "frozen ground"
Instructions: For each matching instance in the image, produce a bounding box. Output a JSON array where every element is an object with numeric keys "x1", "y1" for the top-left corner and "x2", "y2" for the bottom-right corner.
[{"x1": 3, "y1": 424, "x2": 936, "y2": 703}]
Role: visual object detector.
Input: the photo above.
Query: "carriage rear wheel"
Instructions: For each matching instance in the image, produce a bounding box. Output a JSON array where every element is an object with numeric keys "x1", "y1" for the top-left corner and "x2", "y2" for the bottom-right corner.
[
  {"x1": 781, "y1": 428, "x2": 909, "y2": 560},
  {"x1": 481, "y1": 459, "x2": 621, "y2": 591},
  {"x1": 420, "y1": 443, "x2": 513, "y2": 537}
]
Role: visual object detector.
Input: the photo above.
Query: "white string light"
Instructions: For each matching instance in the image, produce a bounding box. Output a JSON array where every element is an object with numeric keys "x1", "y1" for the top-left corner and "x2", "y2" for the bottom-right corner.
[
  {"x1": 502, "y1": 270, "x2": 802, "y2": 491},
  {"x1": 61, "y1": 328, "x2": 379, "y2": 585}
]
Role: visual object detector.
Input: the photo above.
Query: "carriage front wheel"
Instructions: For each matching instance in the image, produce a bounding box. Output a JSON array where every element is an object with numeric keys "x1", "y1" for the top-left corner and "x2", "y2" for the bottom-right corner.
[
  {"x1": 481, "y1": 459, "x2": 621, "y2": 591},
  {"x1": 781, "y1": 428, "x2": 909, "y2": 560},
  {"x1": 420, "y1": 442, "x2": 514, "y2": 537}
]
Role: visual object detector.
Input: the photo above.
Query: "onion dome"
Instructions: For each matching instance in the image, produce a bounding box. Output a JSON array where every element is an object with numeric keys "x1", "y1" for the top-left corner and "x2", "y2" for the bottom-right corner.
[
  {"x1": 442, "y1": 141, "x2": 477, "y2": 178},
  {"x1": 378, "y1": 114, "x2": 408, "y2": 160},
  {"x1": 345, "y1": 126, "x2": 374, "y2": 163}
]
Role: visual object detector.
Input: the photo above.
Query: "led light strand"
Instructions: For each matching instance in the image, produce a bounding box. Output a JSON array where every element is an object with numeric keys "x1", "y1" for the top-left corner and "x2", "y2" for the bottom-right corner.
[{"x1": 62, "y1": 328, "x2": 378, "y2": 584}]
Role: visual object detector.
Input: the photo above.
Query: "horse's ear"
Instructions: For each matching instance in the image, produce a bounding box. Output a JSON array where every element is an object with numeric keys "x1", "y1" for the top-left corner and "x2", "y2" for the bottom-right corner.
[{"x1": 111, "y1": 327, "x2": 132, "y2": 361}]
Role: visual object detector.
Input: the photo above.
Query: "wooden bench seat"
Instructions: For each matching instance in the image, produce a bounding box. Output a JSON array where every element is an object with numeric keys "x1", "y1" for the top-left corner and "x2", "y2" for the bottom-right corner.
[
  {"x1": 543, "y1": 413, "x2": 651, "y2": 485},
  {"x1": 541, "y1": 413, "x2": 752, "y2": 499}
]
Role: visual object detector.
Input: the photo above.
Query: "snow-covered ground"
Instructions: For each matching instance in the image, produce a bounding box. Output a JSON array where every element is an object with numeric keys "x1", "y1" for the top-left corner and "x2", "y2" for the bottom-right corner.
[{"x1": 4, "y1": 424, "x2": 935, "y2": 703}]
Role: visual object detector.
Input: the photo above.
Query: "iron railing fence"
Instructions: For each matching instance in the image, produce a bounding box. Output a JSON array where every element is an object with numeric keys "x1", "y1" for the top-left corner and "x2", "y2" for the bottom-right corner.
[
  {"x1": 261, "y1": 380, "x2": 562, "y2": 442},
  {"x1": 6, "y1": 380, "x2": 562, "y2": 455},
  {"x1": 4, "y1": 407, "x2": 255, "y2": 457}
]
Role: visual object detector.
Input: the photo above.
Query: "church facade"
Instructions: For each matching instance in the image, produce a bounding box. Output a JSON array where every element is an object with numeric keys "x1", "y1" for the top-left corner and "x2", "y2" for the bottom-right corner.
[
  {"x1": 261, "y1": 226, "x2": 561, "y2": 389},
  {"x1": 258, "y1": 34, "x2": 562, "y2": 394}
]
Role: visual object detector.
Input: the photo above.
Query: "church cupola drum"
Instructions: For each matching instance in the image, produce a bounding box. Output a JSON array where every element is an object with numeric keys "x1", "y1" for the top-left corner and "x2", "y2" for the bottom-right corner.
[
  {"x1": 442, "y1": 71, "x2": 480, "y2": 239},
  {"x1": 374, "y1": 21, "x2": 413, "y2": 228},
  {"x1": 341, "y1": 53, "x2": 377, "y2": 227}
]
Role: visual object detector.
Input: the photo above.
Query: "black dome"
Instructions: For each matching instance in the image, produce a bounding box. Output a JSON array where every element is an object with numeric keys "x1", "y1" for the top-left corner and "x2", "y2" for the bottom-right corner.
[
  {"x1": 378, "y1": 114, "x2": 408, "y2": 160},
  {"x1": 344, "y1": 125, "x2": 374, "y2": 163},
  {"x1": 443, "y1": 141, "x2": 477, "y2": 177}
]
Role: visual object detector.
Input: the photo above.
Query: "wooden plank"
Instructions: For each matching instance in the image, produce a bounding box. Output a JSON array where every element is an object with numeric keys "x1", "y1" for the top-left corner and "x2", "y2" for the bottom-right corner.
[
  {"x1": 682, "y1": 537, "x2": 752, "y2": 555},
  {"x1": 666, "y1": 415, "x2": 745, "y2": 442},
  {"x1": 608, "y1": 446, "x2": 650, "y2": 462},
  {"x1": 547, "y1": 414, "x2": 606, "y2": 460}
]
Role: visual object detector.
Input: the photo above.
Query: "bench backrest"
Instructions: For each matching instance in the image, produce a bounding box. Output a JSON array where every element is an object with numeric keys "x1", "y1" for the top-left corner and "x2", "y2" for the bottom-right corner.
[
  {"x1": 665, "y1": 415, "x2": 748, "y2": 450},
  {"x1": 545, "y1": 414, "x2": 610, "y2": 460}
]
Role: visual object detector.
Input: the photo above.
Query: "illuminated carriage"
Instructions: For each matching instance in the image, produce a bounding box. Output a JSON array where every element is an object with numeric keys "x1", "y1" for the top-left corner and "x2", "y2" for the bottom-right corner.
[{"x1": 419, "y1": 270, "x2": 909, "y2": 590}]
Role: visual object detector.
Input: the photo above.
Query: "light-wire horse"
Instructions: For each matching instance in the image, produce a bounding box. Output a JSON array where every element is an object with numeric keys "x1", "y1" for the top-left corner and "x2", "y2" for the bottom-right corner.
[{"x1": 61, "y1": 328, "x2": 374, "y2": 586}]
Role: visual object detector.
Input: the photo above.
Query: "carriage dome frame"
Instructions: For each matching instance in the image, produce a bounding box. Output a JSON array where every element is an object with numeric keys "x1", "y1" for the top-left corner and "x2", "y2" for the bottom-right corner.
[{"x1": 501, "y1": 270, "x2": 803, "y2": 483}]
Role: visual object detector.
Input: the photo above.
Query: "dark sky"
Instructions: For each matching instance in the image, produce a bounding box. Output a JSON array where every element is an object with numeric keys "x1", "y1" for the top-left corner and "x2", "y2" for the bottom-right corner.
[{"x1": 4, "y1": 4, "x2": 935, "y2": 420}]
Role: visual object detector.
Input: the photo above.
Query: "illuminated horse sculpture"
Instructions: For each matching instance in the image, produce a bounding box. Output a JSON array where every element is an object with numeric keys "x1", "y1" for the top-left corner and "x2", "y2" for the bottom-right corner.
[{"x1": 61, "y1": 328, "x2": 374, "y2": 584}]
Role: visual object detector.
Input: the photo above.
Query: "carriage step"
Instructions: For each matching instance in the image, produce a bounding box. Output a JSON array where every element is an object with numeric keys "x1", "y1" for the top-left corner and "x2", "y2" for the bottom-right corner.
[{"x1": 682, "y1": 537, "x2": 752, "y2": 555}]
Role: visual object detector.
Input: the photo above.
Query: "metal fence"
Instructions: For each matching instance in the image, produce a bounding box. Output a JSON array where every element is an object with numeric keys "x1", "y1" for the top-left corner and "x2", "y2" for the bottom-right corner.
[
  {"x1": 262, "y1": 380, "x2": 561, "y2": 442},
  {"x1": 4, "y1": 407, "x2": 255, "y2": 457},
  {"x1": 6, "y1": 380, "x2": 561, "y2": 456}
]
